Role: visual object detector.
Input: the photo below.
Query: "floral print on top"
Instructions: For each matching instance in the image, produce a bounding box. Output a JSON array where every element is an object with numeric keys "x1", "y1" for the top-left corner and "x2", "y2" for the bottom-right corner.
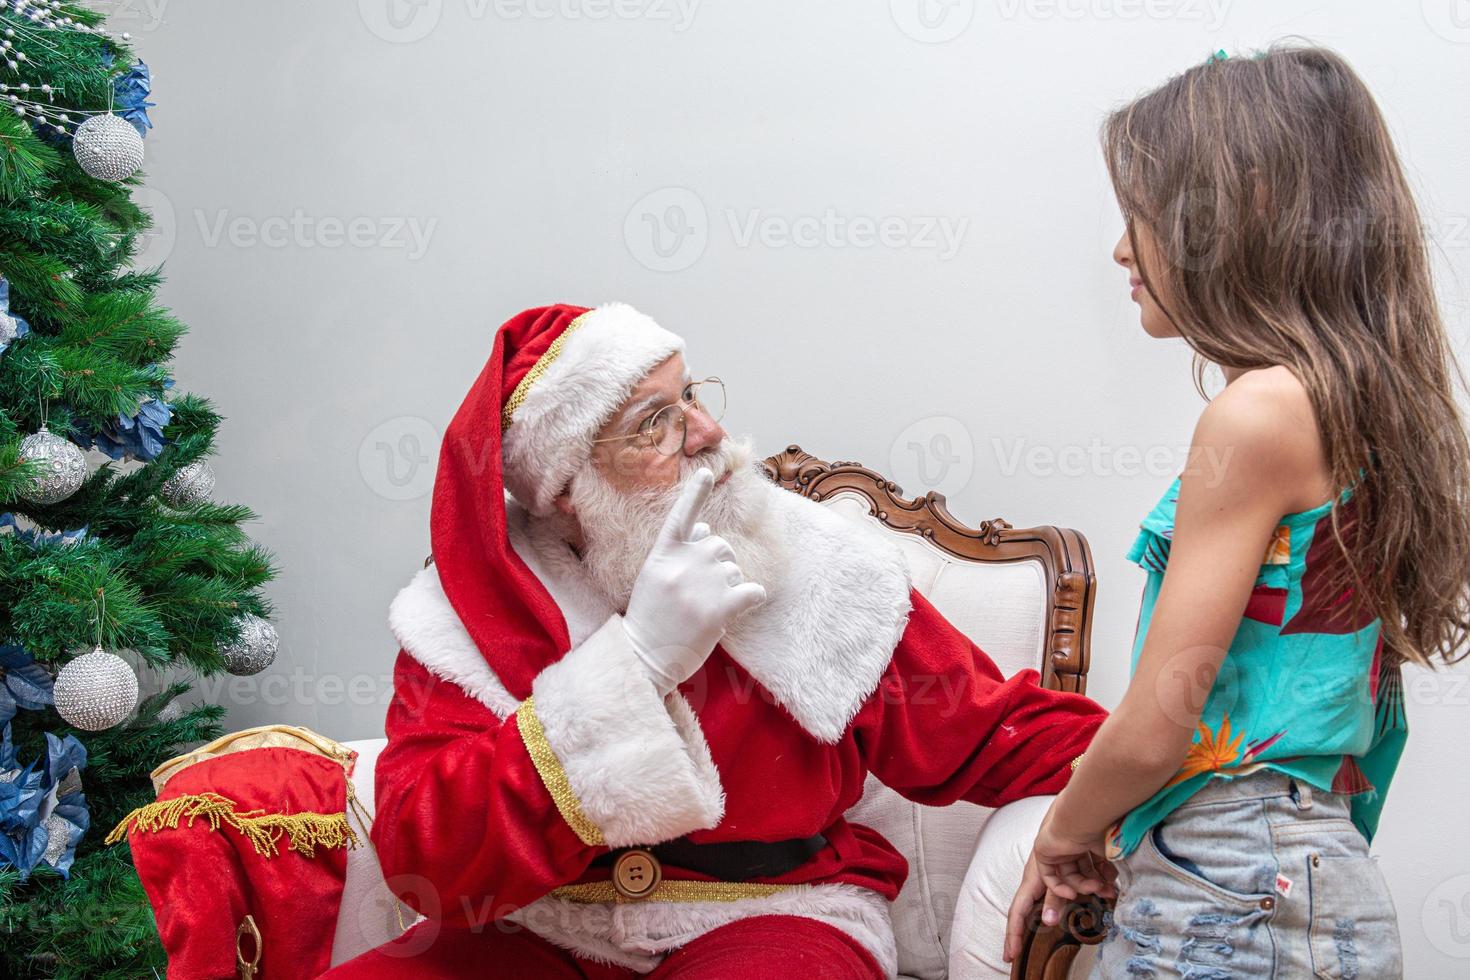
[{"x1": 1107, "y1": 475, "x2": 1408, "y2": 859}]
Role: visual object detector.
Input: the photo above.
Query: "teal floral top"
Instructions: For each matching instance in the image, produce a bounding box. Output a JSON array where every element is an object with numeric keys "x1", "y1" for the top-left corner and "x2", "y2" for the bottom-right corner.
[{"x1": 1106, "y1": 475, "x2": 1408, "y2": 859}]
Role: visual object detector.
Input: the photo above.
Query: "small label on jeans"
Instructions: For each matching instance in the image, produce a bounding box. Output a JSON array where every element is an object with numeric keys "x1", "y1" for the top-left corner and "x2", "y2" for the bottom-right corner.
[{"x1": 1275, "y1": 873, "x2": 1293, "y2": 897}]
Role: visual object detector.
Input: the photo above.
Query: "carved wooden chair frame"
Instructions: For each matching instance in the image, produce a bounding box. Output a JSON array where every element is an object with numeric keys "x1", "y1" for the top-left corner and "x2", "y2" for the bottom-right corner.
[{"x1": 762, "y1": 445, "x2": 1110, "y2": 978}]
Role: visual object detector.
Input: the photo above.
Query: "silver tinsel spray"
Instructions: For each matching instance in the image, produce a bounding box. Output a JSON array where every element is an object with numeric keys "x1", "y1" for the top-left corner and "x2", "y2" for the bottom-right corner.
[
  {"x1": 0, "y1": 307, "x2": 24, "y2": 349},
  {"x1": 71, "y1": 113, "x2": 144, "y2": 182},
  {"x1": 221, "y1": 613, "x2": 278, "y2": 676},
  {"x1": 18, "y1": 426, "x2": 87, "y2": 504},
  {"x1": 41, "y1": 812, "x2": 74, "y2": 866}
]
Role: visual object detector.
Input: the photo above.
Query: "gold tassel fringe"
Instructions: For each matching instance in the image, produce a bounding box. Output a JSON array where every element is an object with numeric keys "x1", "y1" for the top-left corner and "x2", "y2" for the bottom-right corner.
[{"x1": 104, "y1": 791, "x2": 361, "y2": 858}]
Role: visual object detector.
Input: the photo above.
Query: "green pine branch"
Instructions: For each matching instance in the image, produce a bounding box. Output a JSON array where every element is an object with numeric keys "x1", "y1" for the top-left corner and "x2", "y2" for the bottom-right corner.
[
  {"x1": 0, "y1": 114, "x2": 61, "y2": 201},
  {"x1": 0, "y1": 4, "x2": 282, "y2": 975}
]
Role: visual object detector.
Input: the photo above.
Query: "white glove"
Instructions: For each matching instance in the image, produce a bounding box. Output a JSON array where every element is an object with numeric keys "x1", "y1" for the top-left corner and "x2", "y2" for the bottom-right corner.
[{"x1": 620, "y1": 468, "x2": 768, "y2": 696}]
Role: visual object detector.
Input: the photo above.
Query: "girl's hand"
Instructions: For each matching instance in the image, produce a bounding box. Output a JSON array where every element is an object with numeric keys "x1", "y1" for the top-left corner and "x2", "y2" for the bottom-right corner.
[{"x1": 1002, "y1": 812, "x2": 1116, "y2": 963}]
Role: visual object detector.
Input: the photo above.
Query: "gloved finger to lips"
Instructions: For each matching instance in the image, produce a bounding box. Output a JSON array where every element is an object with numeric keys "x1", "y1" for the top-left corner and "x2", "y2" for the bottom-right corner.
[{"x1": 662, "y1": 468, "x2": 715, "y2": 542}]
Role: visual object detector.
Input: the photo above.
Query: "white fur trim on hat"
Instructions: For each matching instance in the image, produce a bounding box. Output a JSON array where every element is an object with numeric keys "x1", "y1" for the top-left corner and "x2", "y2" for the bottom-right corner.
[{"x1": 503, "y1": 302, "x2": 684, "y2": 516}]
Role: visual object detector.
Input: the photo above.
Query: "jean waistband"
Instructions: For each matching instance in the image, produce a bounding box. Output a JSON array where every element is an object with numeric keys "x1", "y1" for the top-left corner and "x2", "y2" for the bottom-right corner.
[{"x1": 1174, "y1": 769, "x2": 1331, "y2": 811}]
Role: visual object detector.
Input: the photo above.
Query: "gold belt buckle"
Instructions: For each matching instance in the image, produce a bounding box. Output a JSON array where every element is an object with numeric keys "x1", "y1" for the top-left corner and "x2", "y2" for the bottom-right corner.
[{"x1": 611, "y1": 847, "x2": 662, "y2": 900}]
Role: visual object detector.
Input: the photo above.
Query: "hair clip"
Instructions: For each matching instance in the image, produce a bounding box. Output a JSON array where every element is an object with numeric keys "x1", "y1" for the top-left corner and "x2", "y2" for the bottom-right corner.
[{"x1": 1208, "y1": 48, "x2": 1229, "y2": 63}]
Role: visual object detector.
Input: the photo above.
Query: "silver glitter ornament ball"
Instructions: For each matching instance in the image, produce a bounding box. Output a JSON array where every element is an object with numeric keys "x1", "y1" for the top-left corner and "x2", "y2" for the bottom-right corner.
[
  {"x1": 18, "y1": 427, "x2": 87, "y2": 504},
  {"x1": 72, "y1": 113, "x2": 144, "y2": 181},
  {"x1": 157, "y1": 698, "x2": 184, "y2": 724},
  {"x1": 53, "y1": 647, "x2": 140, "y2": 731},
  {"x1": 159, "y1": 460, "x2": 216, "y2": 507},
  {"x1": 221, "y1": 613, "x2": 278, "y2": 676}
]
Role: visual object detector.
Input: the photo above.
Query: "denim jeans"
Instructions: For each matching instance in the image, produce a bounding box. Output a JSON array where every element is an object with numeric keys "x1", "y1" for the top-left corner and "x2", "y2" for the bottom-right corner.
[{"x1": 1089, "y1": 770, "x2": 1403, "y2": 979}]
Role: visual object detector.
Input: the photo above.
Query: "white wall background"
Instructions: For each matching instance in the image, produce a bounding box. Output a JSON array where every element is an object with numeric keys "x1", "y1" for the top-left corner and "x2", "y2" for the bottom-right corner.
[{"x1": 122, "y1": 0, "x2": 1470, "y2": 973}]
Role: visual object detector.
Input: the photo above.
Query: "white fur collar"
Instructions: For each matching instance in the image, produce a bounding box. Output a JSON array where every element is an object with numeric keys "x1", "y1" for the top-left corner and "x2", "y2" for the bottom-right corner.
[
  {"x1": 717, "y1": 484, "x2": 912, "y2": 742},
  {"x1": 388, "y1": 485, "x2": 912, "y2": 744}
]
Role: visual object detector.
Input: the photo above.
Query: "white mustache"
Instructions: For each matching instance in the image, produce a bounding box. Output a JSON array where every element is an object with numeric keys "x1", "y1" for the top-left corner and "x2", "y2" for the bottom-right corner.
[{"x1": 676, "y1": 439, "x2": 755, "y2": 485}]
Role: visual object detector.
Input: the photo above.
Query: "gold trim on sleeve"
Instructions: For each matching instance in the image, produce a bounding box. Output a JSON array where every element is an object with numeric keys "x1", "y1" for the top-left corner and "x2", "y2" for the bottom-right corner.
[
  {"x1": 516, "y1": 696, "x2": 607, "y2": 847},
  {"x1": 501, "y1": 311, "x2": 593, "y2": 431}
]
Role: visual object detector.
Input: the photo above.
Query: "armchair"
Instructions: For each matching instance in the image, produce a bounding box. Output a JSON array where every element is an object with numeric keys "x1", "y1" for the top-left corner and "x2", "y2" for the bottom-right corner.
[{"x1": 327, "y1": 445, "x2": 1109, "y2": 978}]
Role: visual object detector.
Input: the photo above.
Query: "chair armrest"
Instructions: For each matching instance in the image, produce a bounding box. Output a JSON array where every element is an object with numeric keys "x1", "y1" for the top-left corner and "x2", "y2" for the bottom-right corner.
[
  {"x1": 329, "y1": 738, "x2": 416, "y2": 967},
  {"x1": 946, "y1": 796, "x2": 1108, "y2": 980},
  {"x1": 948, "y1": 796, "x2": 1051, "y2": 979}
]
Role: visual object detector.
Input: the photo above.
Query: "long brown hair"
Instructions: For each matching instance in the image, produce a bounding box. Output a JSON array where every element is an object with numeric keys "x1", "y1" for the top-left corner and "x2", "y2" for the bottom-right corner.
[{"x1": 1103, "y1": 41, "x2": 1470, "y2": 667}]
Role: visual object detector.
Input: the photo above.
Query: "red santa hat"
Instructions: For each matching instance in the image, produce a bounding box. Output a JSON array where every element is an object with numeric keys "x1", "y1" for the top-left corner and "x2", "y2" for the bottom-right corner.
[{"x1": 429, "y1": 302, "x2": 684, "y2": 699}]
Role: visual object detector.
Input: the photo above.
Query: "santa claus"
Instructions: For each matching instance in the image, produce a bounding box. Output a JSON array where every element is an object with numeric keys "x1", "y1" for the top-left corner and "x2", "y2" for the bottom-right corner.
[{"x1": 324, "y1": 303, "x2": 1105, "y2": 979}]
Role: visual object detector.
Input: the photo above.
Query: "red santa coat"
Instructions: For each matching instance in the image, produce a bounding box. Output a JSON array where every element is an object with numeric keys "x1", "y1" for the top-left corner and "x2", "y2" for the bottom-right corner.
[{"x1": 369, "y1": 480, "x2": 1104, "y2": 975}]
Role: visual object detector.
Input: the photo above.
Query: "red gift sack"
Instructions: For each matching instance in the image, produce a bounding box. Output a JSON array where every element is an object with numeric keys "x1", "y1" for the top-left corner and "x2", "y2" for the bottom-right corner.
[{"x1": 108, "y1": 725, "x2": 366, "y2": 979}]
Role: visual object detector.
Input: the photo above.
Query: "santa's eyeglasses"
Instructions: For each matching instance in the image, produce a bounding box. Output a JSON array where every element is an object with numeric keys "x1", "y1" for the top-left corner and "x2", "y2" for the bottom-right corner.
[{"x1": 590, "y1": 378, "x2": 726, "y2": 456}]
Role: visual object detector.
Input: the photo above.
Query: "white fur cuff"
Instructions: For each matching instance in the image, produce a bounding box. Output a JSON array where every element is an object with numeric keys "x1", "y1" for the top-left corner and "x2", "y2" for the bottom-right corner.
[{"x1": 530, "y1": 615, "x2": 725, "y2": 848}]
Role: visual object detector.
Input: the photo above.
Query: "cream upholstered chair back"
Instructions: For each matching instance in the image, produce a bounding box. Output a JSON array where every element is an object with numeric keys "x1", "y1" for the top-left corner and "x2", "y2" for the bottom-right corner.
[{"x1": 760, "y1": 447, "x2": 1097, "y2": 980}]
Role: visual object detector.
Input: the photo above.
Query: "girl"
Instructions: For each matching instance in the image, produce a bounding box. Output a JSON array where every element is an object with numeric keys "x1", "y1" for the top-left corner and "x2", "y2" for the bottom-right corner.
[{"x1": 1004, "y1": 43, "x2": 1470, "y2": 978}]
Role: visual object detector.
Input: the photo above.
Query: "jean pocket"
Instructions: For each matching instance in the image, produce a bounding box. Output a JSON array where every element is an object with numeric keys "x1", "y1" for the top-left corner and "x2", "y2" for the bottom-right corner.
[
  {"x1": 1307, "y1": 854, "x2": 1403, "y2": 979},
  {"x1": 1144, "y1": 824, "x2": 1271, "y2": 907}
]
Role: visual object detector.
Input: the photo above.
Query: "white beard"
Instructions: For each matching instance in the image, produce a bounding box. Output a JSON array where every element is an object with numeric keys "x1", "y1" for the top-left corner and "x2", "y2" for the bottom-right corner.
[{"x1": 566, "y1": 437, "x2": 786, "y2": 611}]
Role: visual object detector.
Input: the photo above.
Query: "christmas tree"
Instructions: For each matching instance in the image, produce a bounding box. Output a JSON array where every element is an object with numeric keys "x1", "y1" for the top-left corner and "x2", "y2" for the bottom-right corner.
[{"x1": 0, "y1": 3, "x2": 278, "y2": 976}]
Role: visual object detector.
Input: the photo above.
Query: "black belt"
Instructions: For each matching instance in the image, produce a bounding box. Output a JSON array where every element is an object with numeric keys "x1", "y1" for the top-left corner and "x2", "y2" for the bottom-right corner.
[{"x1": 591, "y1": 833, "x2": 827, "y2": 880}]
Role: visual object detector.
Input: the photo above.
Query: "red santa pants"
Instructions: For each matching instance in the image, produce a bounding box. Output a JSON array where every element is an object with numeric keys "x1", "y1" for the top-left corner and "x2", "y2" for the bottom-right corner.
[{"x1": 321, "y1": 913, "x2": 884, "y2": 979}]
